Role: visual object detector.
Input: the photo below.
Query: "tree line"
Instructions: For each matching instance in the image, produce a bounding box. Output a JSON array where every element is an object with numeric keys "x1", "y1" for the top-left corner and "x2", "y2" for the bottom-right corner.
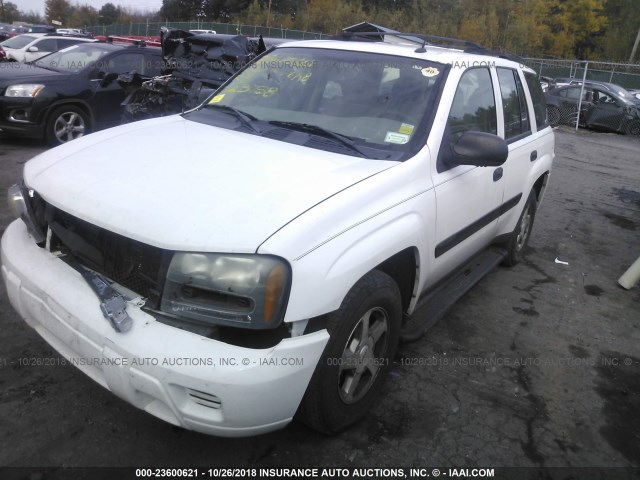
[{"x1": 1, "y1": 0, "x2": 638, "y2": 61}]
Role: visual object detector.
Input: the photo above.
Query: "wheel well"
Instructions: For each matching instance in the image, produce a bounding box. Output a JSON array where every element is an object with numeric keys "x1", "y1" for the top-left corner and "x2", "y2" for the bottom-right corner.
[
  {"x1": 303, "y1": 247, "x2": 418, "y2": 335},
  {"x1": 45, "y1": 102, "x2": 94, "y2": 130},
  {"x1": 532, "y1": 172, "x2": 548, "y2": 202},
  {"x1": 374, "y1": 247, "x2": 418, "y2": 314}
]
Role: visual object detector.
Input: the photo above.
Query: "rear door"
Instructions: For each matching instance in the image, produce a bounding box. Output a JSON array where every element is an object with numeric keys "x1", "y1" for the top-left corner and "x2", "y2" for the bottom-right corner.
[{"x1": 494, "y1": 67, "x2": 535, "y2": 230}]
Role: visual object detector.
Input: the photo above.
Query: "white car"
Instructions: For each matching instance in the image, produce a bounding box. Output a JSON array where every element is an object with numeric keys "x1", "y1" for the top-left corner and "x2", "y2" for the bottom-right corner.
[
  {"x1": 0, "y1": 33, "x2": 95, "y2": 62},
  {"x1": 189, "y1": 29, "x2": 217, "y2": 34},
  {"x1": 56, "y1": 28, "x2": 83, "y2": 35},
  {"x1": 2, "y1": 30, "x2": 554, "y2": 437}
]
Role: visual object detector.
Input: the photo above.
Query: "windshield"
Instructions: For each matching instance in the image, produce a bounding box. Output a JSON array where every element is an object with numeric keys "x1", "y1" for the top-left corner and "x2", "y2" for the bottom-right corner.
[
  {"x1": 34, "y1": 44, "x2": 111, "y2": 72},
  {"x1": 1, "y1": 34, "x2": 38, "y2": 49},
  {"x1": 187, "y1": 47, "x2": 446, "y2": 160}
]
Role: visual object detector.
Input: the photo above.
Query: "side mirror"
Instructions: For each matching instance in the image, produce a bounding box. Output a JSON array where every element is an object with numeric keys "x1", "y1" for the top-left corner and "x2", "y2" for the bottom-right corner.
[
  {"x1": 27, "y1": 46, "x2": 39, "y2": 52},
  {"x1": 447, "y1": 130, "x2": 508, "y2": 167}
]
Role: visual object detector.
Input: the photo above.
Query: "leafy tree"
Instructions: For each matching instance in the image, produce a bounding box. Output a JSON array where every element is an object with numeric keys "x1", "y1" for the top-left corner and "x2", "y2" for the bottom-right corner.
[
  {"x1": 0, "y1": 1, "x2": 20, "y2": 22},
  {"x1": 45, "y1": 0, "x2": 73, "y2": 25},
  {"x1": 159, "y1": 0, "x2": 204, "y2": 21},
  {"x1": 99, "y1": 2, "x2": 119, "y2": 25},
  {"x1": 546, "y1": 0, "x2": 608, "y2": 58},
  {"x1": 19, "y1": 10, "x2": 47, "y2": 24},
  {"x1": 70, "y1": 4, "x2": 99, "y2": 28}
]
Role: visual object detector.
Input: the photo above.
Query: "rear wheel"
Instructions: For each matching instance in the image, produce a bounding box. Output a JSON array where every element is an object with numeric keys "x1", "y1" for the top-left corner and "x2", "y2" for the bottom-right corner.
[
  {"x1": 46, "y1": 105, "x2": 89, "y2": 145},
  {"x1": 503, "y1": 191, "x2": 536, "y2": 267},
  {"x1": 296, "y1": 270, "x2": 401, "y2": 434}
]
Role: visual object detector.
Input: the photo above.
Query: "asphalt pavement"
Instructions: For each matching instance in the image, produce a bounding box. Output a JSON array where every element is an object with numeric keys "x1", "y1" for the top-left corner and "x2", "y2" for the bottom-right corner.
[{"x1": 0, "y1": 128, "x2": 638, "y2": 474}]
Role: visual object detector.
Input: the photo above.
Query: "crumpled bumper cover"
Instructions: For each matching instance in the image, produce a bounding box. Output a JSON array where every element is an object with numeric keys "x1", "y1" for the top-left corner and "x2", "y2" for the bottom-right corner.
[{"x1": 1, "y1": 219, "x2": 329, "y2": 437}]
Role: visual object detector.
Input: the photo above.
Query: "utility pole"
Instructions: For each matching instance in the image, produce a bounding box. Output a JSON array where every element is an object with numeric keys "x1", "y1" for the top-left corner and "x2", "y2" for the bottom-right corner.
[
  {"x1": 630, "y1": 25, "x2": 640, "y2": 63},
  {"x1": 267, "y1": 0, "x2": 272, "y2": 28}
]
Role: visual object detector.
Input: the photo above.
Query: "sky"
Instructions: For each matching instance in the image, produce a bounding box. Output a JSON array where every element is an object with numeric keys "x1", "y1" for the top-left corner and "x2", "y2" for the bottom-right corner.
[{"x1": 16, "y1": 0, "x2": 164, "y2": 16}]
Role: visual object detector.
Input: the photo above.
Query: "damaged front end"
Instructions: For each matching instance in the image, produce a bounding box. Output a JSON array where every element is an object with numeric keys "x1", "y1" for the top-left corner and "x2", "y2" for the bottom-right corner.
[{"x1": 119, "y1": 28, "x2": 276, "y2": 122}]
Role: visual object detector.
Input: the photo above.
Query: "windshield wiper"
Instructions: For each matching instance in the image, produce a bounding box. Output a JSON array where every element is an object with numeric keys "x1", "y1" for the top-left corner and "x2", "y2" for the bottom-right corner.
[
  {"x1": 268, "y1": 121, "x2": 369, "y2": 158},
  {"x1": 208, "y1": 104, "x2": 262, "y2": 134}
]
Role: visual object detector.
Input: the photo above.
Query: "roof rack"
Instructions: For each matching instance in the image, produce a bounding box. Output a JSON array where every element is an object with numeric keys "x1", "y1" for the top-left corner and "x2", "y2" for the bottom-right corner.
[
  {"x1": 340, "y1": 28, "x2": 482, "y2": 51},
  {"x1": 105, "y1": 35, "x2": 161, "y2": 47},
  {"x1": 340, "y1": 22, "x2": 523, "y2": 63}
]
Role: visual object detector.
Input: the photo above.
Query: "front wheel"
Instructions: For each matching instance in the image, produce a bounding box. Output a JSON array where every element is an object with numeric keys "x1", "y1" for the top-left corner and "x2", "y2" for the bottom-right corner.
[
  {"x1": 46, "y1": 105, "x2": 89, "y2": 145},
  {"x1": 296, "y1": 270, "x2": 401, "y2": 434},
  {"x1": 503, "y1": 191, "x2": 537, "y2": 266}
]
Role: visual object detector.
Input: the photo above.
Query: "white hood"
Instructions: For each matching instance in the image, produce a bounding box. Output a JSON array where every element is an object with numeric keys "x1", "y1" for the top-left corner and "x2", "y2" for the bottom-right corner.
[{"x1": 25, "y1": 115, "x2": 395, "y2": 252}]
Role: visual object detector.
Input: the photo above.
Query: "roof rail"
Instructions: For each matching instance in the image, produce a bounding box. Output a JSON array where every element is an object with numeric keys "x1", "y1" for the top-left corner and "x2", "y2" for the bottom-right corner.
[
  {"x1": 106, "y1": 35, "x2": 161, "y2": 47},
  {"x1": 340, "y1": 23, "x2": 525, "y2": 63},
  {"x1": 340, "y1": 29, "x2": 483, "y2": 51}
]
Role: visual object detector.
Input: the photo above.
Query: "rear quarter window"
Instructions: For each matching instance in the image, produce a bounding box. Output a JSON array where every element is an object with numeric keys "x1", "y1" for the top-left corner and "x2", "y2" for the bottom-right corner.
[{"x1": 524, "y1": 71, "x2": 547, "y2": 130}]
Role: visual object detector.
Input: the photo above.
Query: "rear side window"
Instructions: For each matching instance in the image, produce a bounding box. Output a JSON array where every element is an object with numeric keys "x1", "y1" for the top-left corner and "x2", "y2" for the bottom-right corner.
[
  {"x1": 524, "y1": 72, "x2": 547, "y2": 129},
  {"x1": 102, "y1": 53, "x2": 145, "y2": 74},
  {"x1": 58, "y1": 38, "x2": 85, "y2": 49},
  {"x1": 497, "y1": 68, "x2": 531, "y2": 142},
  {"x1": 34, "y1": 38, "x2": 58, "y2": 52}
]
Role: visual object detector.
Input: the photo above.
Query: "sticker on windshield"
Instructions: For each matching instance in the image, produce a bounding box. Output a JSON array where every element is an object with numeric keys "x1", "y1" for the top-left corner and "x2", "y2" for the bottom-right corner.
[
  {"x1": 399, "y1": 123, "x2": 414, "y2": 135},
  {"x1": 421, "y1": 67, "x2": 439, "y2": 77},
  {"x1": 209, "y1": 94, "x2": 225, "y2": 104},
  {"x1": 385, "y1": 132, "x2": 410, "y2": 144}
]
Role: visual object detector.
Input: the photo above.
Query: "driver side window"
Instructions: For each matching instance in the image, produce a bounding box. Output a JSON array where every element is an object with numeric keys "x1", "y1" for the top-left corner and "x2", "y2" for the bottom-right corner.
[
  {"x1": 102, "y1": 53, "x2": 145, "y2": 74},
  {"x1": 447, "y1": 68, "x2": 497, "y2": 136},
  {"x1": 438, "y1": 68, "x2": 497, "y2": 172}
]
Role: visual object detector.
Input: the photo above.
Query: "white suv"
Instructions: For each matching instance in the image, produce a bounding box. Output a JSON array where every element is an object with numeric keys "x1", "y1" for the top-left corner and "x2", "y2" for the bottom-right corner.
[
  {"x1": 2, "y1": 31, "x2": 554, "y2": 437},
  {"x1": 0, "y1": 33, "x2": 95, "y2": 62}
]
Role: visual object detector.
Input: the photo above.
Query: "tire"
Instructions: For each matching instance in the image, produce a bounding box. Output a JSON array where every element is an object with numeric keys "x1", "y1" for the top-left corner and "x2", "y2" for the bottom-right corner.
[
  {"x1": 46, "y1": 105, "x2": 89, "y2": 145},
  {"x1": 503, "y1": 191, "x2": 537, "y2": 267},
  {"x1": 546, "y1": 105, "x2": 561, "y2": 126},
  {"x1": 625, "y1": 120, "x2": 640, "y2": 136},
  {"x1": 296, "y1": 270, "x2": 402, "y2": 434}
]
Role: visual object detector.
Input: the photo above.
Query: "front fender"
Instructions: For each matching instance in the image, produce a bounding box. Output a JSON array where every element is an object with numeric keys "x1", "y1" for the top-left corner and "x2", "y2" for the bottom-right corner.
[{"x1": 258, "y1": 153, "x2": 436, "y2": 322}]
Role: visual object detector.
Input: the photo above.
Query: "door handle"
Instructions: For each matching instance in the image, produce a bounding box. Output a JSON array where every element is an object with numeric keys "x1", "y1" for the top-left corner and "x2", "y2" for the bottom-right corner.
[
  {"x1": 493, "y1": 167, "x2": 503, "y2": 182},
  {"x1": 530, "y1": 150, "x2": 538, "y2": 161}
]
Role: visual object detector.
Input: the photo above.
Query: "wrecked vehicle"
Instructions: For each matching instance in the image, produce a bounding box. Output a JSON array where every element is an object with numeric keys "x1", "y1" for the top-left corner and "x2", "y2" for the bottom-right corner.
[
  {"x1": 119, "y1": 29, "x2": 284, "y2": 122},
  {"x1": 545, "y1": 82, "x2": 640, "y2": 135},
  {"x1": 0, "y1": 40, "x2": 162, "y2": 145},
  {"x1": 3, "y1": 28, "x2": 554, "y2": 437}
]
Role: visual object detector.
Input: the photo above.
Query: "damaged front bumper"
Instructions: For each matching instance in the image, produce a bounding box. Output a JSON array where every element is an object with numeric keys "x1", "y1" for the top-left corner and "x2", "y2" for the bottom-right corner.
[{"x1": 1, "y1": 219, "x2": 329, "y2": 437}]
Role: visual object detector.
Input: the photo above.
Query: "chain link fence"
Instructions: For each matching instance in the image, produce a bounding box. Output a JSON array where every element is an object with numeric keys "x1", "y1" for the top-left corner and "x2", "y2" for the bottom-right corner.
[
  {"x1": 85, "y1": 21, "x2": 327, "y2": 40},
  {"x1": 79, "y1": 27, "x2": 640, "y2": 136},
  {"x1": 524, "y1": 58, "x2": 640, "y2": 135}
]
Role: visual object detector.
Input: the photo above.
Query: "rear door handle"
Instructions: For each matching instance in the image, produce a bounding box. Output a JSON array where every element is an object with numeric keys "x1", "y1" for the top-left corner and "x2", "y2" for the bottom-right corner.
[
  {"x1": 493, "y1": 167, "x2": 503, "y2": 182},
  {"x1": 530, "y1": 150, "x2": 538, "y2": 161}
]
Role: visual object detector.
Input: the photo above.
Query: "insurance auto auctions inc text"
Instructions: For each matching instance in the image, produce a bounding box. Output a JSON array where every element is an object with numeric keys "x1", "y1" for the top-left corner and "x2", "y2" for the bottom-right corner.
[{"x1": 254, "y1": 468, "x2": 495, "y2": 478}]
